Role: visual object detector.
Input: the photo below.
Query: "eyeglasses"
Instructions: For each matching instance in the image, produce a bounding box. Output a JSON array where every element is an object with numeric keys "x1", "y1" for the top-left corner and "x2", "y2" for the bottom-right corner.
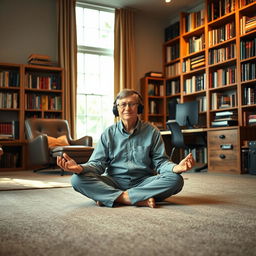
[{"x1": 117, "y1": 102, "x2": 138, "y2": 109}]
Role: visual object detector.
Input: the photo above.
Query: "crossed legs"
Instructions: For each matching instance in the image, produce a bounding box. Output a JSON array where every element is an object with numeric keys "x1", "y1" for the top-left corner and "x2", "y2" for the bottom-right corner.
[{"x1": 71, "y1": 171, "x2": 184, "y2": 208}]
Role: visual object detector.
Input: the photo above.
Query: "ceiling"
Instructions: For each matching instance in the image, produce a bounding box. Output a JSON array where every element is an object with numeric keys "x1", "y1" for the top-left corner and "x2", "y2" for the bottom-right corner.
[{"x1": 84, "y1": 0, "x2": 203, "y2": 21}]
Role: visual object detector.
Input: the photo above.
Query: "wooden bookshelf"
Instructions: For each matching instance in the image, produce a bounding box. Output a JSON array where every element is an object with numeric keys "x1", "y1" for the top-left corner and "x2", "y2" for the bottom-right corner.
[
  {"x1": 0, "y1": 62, "x2": 64, "y2": 171},
  {"x1": 140, "y1": 77, "x2": 166, "y2": 130},
  {"x1": 159, "y1": 0, "x2": 256, "y2": 173}
]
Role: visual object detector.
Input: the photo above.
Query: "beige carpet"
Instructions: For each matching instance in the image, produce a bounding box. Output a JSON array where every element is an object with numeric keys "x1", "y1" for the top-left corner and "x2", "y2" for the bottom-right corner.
[
  {"x1": 0, "y1": 171, "x2": 256, "y2": 256},
  {"x1": 0, "y1": 170, "x2": 71, "y2": 191}
]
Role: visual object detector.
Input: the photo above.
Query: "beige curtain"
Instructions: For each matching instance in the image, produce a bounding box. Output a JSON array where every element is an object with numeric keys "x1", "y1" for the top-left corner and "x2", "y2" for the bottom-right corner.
[
  {"x1": 57, "y1": 0, "x2": 77, "y2": 138},
  {"x1": 114, "y1": 8, "x2": 136, "y2": 97}
]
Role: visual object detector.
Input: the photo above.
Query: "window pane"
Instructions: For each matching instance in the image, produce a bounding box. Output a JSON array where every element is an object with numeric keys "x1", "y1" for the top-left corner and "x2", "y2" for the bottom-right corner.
[
  {"x1": 76, "y1": 5, "x2": 114, "y2": 143},
  {"x1": 84, "y1": 9, "x2": 99, "y2": 29}
]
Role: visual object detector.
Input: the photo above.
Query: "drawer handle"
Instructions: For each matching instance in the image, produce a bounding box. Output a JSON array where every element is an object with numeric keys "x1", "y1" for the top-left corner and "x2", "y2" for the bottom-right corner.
[
  {"x1": 220, "y1": 144, "x2": 233, "y2": 150},
  {"x1": 219, "y1": 154, "x2": 226, "y2": 159},
  {"x1": 219, "y1": 135, "x2": 225, "y2": 139}
]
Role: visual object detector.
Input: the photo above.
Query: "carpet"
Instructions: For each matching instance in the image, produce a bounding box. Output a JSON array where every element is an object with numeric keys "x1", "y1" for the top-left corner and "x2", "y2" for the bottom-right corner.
[
  {"x1": 0, "y1": 170, "x2": 71, "y2": 191},
  {"x1": 0, "y1": 172, "x2": 256, "y2": 256}
]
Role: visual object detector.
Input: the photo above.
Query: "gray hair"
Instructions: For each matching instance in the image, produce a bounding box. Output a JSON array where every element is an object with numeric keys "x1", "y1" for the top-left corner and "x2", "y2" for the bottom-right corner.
[{"x1": 115, "y1": 89, "x2": 143, "y2": 104}]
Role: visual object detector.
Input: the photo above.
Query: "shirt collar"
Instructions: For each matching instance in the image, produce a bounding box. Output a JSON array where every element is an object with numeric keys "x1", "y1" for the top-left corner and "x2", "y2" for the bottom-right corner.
[{"x1": 118, "y1": 119, "x2": 141, "y2": 135}]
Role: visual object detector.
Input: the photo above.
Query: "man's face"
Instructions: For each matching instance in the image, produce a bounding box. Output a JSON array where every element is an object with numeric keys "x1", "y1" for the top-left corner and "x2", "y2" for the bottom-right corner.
[{"x1": 117, "y1": 94, "x2": 140, "y2": 122}]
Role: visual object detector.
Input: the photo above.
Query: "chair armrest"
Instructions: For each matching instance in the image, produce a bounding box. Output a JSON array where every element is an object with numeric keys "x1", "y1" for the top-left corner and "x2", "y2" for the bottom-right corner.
[
  {"x1": 69, "y1": 135, "x2": 93, "y2": 147},
  {"x1": 27, "y1": 134, "x2": 50, "y2": 165}
]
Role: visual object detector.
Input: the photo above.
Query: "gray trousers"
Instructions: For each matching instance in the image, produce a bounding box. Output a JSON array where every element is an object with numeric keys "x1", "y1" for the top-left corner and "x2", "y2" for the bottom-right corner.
[{"x1": 71, "y1": 171, "x2": 184, "y2": 207}]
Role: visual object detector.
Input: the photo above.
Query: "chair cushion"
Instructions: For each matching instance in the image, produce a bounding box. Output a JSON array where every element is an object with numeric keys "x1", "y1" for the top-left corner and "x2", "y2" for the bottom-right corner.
[
  {"x1": 47, "y1": 135, "x2": 69, "y2": 148},
  {"x1": 51, "y1": 146, "x2": 94, "y2": 163}
]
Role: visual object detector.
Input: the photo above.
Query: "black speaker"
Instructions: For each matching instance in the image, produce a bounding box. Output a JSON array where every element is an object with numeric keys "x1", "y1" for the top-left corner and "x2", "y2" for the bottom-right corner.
[{"x1": 248, "y1": 141, "x2": 256, "y2": 175}]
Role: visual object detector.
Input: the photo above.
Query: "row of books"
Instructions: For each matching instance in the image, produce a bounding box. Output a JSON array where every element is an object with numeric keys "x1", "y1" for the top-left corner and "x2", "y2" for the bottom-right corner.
[
  {"x1": 0, "y1": 151, "x2": 20, "y2": 168},
  {"x1": 25, "y1": 94, "x2": 62, "y2": 110},
  {"x1": 166, "y1": 80, "x2": 180, "y2": 95},
  {"x1": 209, "y1": 66, "x2": 237, "y2": 88},
  {"x1": 166, "y1": 62, "x2": 180, "y2": 78},
  {"x1": 183, "y1": 147, "x2": 207, "y2": 164},
  {"x1": 243, "y1": 86, "x2": 256, "y2": 105},
  {"x1": 165, "y1": 22, "x2": 180, "y2": 42},
  {"x1": 149, "y1": 100, "x2": 159, "y2": 114},
  {"x1": 184, "y1": 73, "x2": 206, "y2": 94},
  {"x1": 0, "y1": 71, "x2": 20, "y2": 87},
  {"x1": 208, "y1": 0, "x2": 235, "y2": 22},
  {"x1": 209, "y1": 43, "x2": 236, "y2": 65},
  {"x1": 0, "y1": 121, "x2": 19, "y2": 140},
  {"x1": 241, "y1": 62, "x2": 256, "y2": 81},
  {"x1": 240, "y1": 38, "x2": 256, "y2": 60},
  {"x1": 184, "y1": 10, "x2": 204, "y2": 33},
  {"x1": 197, "y1": 95, "x2": 207, "y2": 112},
  {"x1": 240, "y1": 15, "x2": 256, "y2": 35},
  {"x1": 182, "y1": 54, "x2": 205, "y2": 72},
  {"x1": 148, "y1": 83, "x2": 164, "y2": 96},
  {"x1": 25, "y1": 73, "x2": 61, "y2": 90},
  {"x1": 166, "y1": 43, "x2": 180, "y2": 62},
  {"x1": 208, "y1": 22, "x2": 235, "y2": 46},
  {"x1": 211, "y1": 110, "x2": 238, "y2": 127},
  {"x1": 211, "y1": 92, "x2": 237, "y2": 110},
  {"x1": 0, "y1": 92, "x2": 19, "y2": 109},
  {"x1": 187, "y1": 34, "x2": 205, "y2": 54}
]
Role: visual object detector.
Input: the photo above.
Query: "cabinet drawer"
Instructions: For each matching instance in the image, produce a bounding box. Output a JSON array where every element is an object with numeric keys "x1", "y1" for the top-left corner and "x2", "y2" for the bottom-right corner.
[
  {"x1": 208, "y1": 149, "x2": 239, "y2": 173},
  {"x1": 208, "y1": 129, "x2": 238, "y2": 149}
]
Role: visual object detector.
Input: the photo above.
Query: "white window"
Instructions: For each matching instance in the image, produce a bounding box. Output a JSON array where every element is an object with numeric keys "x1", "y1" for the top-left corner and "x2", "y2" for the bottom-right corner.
[{"x1": 76, "y1": 3, "x2": 114, "y2": 142}]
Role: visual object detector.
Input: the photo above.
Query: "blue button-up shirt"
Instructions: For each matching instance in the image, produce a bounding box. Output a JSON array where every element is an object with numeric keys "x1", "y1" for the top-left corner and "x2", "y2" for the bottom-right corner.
[{"x1": 82, "y1": 120, "x2": 176, "y2": 181}]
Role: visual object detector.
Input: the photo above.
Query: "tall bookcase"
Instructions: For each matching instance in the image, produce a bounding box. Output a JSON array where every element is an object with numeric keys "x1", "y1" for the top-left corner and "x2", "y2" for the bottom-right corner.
[
  {"x1": 140, "y1": 77, "x2": 166, "y2": 130},
  {"x1": 156, "y1": 0, "x2": 256, "y2": 174},
  {"x1": 0, "y1": 62, "x2": 64, "y2": 171}
]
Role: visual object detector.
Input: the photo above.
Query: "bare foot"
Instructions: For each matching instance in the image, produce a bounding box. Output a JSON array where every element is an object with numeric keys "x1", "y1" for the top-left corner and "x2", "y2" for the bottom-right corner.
[
  {"x1": 135, "y1": 197, "x2": 156, "y2": 208},
  {"x1": 95, "y1": 201, "x2": 104, "y2": 207}
]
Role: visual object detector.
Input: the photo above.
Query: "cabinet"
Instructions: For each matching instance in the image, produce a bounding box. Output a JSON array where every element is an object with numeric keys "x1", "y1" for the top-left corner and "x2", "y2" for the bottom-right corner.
[
  {"x1": 159, "y1": 0, "x2": 256, "y2": 173},
  {"x1": 0, "y1": 62, "x2": 64, "y2": 171}
]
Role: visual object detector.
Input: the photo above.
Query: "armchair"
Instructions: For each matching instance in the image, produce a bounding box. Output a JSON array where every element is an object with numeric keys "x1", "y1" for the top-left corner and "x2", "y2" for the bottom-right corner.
[{"x1": 25, "y1": 118, "x2": 94, "y2": 175}]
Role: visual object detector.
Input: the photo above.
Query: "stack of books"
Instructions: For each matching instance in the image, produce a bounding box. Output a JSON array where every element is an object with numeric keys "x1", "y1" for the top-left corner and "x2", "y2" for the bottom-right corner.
[
  {"x1": 211, "y1": 110, "x2": 238, "y2": 127},
  {"x1": 240, "y1": 15, "x2": 256, "y2": 34},
  {"x1": 28, "y1": 54, "x2": 53, "y2": 66},
  {"x1": 183, "y1": 54, "x2": 205, "y2": 72},
  {"x1": 145, "y1": 71, "x2": 163, "y2": 78},
  {"x1": 248, "y1": 114, "x2": 256, "y2": 126}
]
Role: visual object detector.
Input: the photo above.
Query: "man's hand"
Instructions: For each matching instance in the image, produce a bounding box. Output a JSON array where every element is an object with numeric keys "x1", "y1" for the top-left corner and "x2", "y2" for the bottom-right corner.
[
  {"x1": 172, "y1": 153, "x2": 195, "y2": 174},
  {"x1": 57, "y1": 153, "x2": 83, "y2": 174}
]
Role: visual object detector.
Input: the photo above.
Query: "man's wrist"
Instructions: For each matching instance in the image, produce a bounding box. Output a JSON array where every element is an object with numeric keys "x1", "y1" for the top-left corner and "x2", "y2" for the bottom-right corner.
[{"x1": 173, "y1": 165, "x2": 181, "y2": 174}]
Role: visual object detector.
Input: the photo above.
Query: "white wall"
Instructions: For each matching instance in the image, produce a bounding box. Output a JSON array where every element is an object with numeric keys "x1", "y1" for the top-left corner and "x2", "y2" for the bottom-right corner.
[{"x1": 0, "y1": 0, "x2": 58, "y2": 64}]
